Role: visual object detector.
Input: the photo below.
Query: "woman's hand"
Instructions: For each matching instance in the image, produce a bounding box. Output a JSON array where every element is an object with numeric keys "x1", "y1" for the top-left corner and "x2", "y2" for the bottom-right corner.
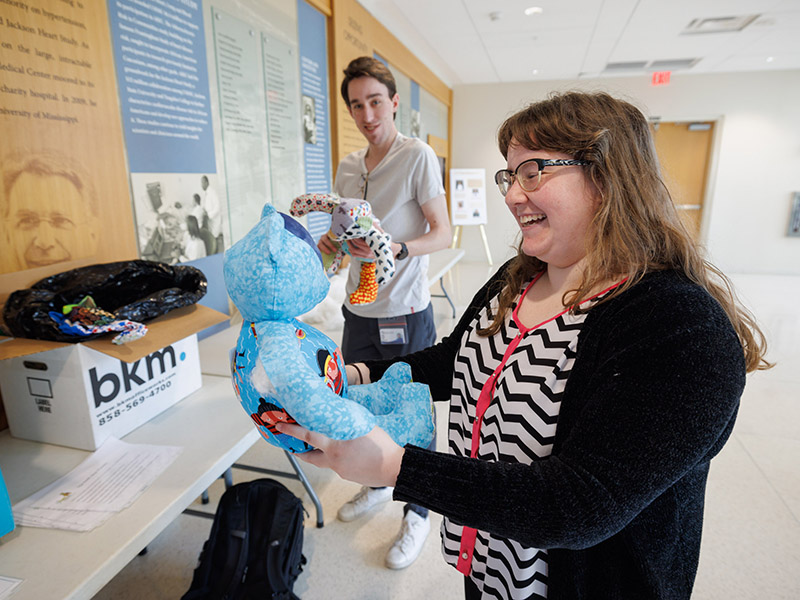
[
  {"x1": 346, "y1": 363, "x2": 370, "y2": 385},
  {"x1": 345, "y1": 364, "x2": 359, "y2": 385},
  {"x1": 276, "y1": 423, "x2": 404, "y2": 488}
]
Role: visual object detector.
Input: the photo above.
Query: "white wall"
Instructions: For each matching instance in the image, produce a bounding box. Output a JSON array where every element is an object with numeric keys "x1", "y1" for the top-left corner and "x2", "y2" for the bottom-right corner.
[{"x1": 451, "y1": 69, "x2": 800, "y2": 275}]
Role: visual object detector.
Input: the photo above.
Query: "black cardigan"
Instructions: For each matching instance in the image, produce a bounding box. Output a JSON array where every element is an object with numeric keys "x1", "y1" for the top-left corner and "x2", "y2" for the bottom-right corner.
[{"x1": 364, "y1": 262, "x2": 745, "y2": 599}]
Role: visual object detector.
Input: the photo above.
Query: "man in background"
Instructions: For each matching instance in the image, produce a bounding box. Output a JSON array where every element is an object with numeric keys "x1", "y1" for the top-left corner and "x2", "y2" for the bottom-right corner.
[{"x1": 320, "y1": 56, "x2": 451, "y2": 570}]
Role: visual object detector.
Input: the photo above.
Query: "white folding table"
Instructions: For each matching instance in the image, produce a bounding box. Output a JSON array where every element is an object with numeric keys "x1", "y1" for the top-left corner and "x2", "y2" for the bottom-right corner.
[{"x1": 0, "y1": 375, "x2": 259, "y2": 600}]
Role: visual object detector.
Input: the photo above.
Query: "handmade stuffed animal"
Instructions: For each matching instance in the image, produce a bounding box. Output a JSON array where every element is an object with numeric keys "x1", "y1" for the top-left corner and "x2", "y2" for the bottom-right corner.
[
  {"x1": 290, "y1": 193, "x2": 394, "y2": 305},
  {"x1": 223, "y1": 204, "x2": 434, "y2": 454}
]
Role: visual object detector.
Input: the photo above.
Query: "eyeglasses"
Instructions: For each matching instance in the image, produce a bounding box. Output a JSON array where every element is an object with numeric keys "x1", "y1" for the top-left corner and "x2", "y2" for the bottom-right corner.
[{"x1": 494, "y1": 158, "x2": 590, "y2": 196}]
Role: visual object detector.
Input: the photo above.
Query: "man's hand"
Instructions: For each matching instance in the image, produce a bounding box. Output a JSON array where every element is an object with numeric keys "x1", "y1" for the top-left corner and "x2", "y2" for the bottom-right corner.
[
  {"x1": 317, "y1": 233, "x2": 339, "y2": 255},
  {"x1": 345, "y1": 237, "x2": 374, "y2": 260}
]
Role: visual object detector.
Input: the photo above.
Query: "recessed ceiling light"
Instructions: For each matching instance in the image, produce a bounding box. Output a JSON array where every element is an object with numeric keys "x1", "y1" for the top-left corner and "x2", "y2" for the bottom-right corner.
[
  {"x1": 766, "y1": 56, "x2": 775, "y2": 62},
  {"x1": 532, "y1": 69, "x2": 539, "y2": 75},
  {"x1": 524, "y1": 6, "x2": 543, "y2": 16}
]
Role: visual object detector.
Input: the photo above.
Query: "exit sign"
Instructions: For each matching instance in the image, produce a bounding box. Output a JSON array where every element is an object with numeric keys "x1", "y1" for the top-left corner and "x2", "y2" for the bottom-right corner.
[{"x1": 652, "y1": 71, "x2": 671, "y2": 86}]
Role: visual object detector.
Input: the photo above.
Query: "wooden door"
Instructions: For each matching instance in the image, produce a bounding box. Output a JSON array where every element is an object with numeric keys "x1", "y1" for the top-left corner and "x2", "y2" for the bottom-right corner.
[{"x1": 649, "y1": 121, "x2": 715, "y2": 240}]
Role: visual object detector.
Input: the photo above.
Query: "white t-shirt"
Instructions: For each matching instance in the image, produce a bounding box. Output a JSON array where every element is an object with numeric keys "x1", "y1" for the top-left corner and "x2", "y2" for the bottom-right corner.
[{"x1": 334, "y1": 133, "x2": 444, "y2": 318}]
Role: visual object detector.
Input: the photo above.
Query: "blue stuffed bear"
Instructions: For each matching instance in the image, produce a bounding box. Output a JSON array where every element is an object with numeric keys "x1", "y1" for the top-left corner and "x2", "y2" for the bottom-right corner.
[{"x1": 223, "y1": 204, "x2": 435, "y2": 454}]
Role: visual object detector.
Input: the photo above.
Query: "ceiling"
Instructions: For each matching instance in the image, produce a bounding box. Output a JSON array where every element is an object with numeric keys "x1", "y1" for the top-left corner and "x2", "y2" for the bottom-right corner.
[{"x1": 357, "y1": 0, "x2": 800, "y2": 86}]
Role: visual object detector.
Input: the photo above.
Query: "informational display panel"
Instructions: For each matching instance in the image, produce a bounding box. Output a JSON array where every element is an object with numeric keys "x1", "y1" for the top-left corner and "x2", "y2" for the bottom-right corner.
[
  {"x1": 298, "y1": 0, "x2": 333, "y2": 240},
  {"x1": 0, "y1": 0, "x2": 137, "y2": 293},
  {"x1": 263, "y1": 33, "x2": 304, "y2": 211},
  {"x1": 210, "y1": 7, "x2": 270, "y2": 245},
  {"x1": 107, "y1": 0, "x2": 217, "y2": 173},
  {"x1": 450, "y1": 168, "x2": 487, "y2": 226},
  {"x1": 107, "y1": 0, "x2": 224, "y2": 264}
]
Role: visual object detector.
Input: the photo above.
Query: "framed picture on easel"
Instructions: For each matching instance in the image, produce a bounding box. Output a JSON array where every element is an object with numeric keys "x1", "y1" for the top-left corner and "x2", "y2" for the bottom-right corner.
[
  {"x1": 449, "y1": 168, "x2": 492, "y2": 264},
  {"x1": 450, "y1": 168, "x2": 487, "y2": 226}
]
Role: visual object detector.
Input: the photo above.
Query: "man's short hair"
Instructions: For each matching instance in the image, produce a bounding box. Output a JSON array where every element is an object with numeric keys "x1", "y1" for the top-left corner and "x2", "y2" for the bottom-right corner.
[{"x1": 340, "y1": 56, "x2": 397, "y2": 105}]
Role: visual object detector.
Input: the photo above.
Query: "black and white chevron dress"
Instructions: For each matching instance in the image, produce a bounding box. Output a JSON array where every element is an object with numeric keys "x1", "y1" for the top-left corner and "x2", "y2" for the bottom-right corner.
[{"x1": 442, "y1": 273, "x2": 606, "y2": 599}]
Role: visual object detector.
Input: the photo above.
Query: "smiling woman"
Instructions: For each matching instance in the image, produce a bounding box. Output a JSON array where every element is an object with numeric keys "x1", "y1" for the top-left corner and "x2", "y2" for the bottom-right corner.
[
  {"x1": 0, "y1": 152, "x2": 99, "y2": 275},
  {"x1": 279, "y1": 91, "x2": 771, "y2": 600}
]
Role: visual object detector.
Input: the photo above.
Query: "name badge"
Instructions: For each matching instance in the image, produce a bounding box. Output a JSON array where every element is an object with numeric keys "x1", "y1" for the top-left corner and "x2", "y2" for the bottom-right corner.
[{"x1": 378, "y1": 316, "x2": 408, "y2": 345}]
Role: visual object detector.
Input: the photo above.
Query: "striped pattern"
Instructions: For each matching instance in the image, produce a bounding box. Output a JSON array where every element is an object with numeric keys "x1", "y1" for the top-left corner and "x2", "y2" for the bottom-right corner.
[{"x1": 442, "y1": 283, "x2": 593, "y2": 599}]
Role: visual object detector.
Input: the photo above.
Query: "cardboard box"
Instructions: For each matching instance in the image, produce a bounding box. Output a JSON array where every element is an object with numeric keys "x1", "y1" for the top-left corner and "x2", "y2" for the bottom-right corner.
[{"x1": 0, "y1": 304, "x2": 227, "y2": 450}]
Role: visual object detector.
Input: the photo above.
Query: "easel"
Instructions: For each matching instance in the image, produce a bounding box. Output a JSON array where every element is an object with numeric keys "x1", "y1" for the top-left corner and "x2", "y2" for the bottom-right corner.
[{"x1": 451, "y1": 224, "x2": 492, "y2": 265}]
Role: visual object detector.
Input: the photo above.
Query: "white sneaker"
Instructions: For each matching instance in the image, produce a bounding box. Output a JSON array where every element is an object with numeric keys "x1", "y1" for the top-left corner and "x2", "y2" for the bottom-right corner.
[
  {"x1": 385, "y1": 511, "x2": 431, "y2": 570},
  {"x1": 337, "y1": 486, "x2": 394, "y2": 522}
]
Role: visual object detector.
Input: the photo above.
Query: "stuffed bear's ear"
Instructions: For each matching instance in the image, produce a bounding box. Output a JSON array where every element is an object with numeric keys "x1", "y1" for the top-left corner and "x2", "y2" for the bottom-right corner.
[
  {"x1": 264, "y1": 205, "x2": 286, "y2": 256},
  {"x1": 261, "y1": 203, "x2": 277, "y2": 219}
]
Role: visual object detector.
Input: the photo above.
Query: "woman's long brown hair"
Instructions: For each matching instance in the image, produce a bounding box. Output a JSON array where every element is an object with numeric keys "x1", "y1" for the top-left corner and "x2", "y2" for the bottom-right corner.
[{"x1": 480, "y1": 91, "x2": 769, "y2": 373}]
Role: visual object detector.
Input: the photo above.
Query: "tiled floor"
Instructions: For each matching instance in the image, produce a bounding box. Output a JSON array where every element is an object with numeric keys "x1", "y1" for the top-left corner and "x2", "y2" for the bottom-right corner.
[{"x1": 92, "y1": 264, "x2": 800, "y2": 599}]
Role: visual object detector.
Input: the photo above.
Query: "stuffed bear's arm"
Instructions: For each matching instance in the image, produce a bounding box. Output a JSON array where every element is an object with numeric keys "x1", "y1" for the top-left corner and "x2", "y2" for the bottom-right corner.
[
  {"x1": 254, "y1": 321, "x2": 376, "y2": 440},
  {"x1": 290, "y1": 193, "x2": 339, "y2": 216}
]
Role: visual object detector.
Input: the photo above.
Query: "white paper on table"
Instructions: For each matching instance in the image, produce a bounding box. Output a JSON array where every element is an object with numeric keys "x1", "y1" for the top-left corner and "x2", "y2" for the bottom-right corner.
[
  {"x1": 12, "y1": 494, "x2": 114, "y2": 532},
  {"x1": 28, "y1": 437, "x2": 183, "y2": 513},
  {"x1": 0, "y1": 575, "x2": 23, "y2": 599}
]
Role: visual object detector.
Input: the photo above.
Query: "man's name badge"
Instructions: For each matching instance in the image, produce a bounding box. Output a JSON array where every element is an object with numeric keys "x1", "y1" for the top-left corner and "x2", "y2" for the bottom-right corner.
[{"x1": 378, "y1": 316, "x2": 408, "y2": 345}]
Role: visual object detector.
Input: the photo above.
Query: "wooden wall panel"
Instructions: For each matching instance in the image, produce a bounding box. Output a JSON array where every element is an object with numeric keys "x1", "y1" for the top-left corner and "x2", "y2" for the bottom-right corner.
[
  {"x1": 0, "y1": 0, "x2": 137, "y2": 304},
  {"x1": 305, "y1": 0, "x2": 332, "y2": 17}
]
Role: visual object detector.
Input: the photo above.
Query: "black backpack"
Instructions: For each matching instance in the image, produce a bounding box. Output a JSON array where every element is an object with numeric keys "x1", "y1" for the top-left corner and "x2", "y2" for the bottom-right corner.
[{"x1": 182, "y1": 478, "x2": 307, "y2": 600}]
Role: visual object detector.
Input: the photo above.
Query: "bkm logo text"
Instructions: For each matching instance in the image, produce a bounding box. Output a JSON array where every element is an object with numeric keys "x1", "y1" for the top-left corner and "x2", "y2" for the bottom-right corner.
[{"x1": 90, "y1": 346, "x2": 178, "y2": 407}]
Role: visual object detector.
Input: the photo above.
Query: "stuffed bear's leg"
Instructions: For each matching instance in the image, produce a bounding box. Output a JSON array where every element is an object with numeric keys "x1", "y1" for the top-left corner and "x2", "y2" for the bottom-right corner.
[
  {"x1": 349, "y1": 261, "x2": 379, "y2": 304},
  {"x1": 363, "y1": 228, "x2": 395, "y2": 285}
]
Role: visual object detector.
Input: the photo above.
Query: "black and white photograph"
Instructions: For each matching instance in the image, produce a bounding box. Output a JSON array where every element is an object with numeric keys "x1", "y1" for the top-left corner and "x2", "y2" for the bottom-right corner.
[
  {"x1": 302, "y1": 94, "x2": 318, "y2": 145},
  {"x1": 131, "y1": 173, "x2": 227, "y2": 264}
]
